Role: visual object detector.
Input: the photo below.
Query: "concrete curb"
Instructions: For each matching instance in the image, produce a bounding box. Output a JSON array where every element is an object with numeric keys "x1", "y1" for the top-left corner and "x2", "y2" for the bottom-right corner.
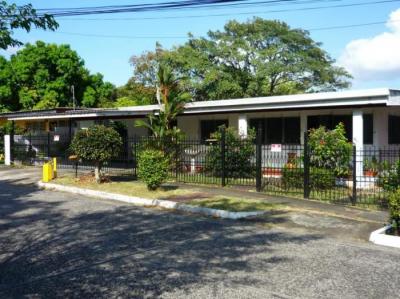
[
  {"x1": 37, "y1": 181, "x2": 266, "y2": 220},
  {"x1": 369, "y1": 225, "x2": 400, "y2": 248}
]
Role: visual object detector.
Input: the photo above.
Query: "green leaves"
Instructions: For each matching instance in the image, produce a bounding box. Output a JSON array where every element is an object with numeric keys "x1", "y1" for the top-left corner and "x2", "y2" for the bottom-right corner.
[
  {"x1": 0, "y1": 41, "x2": 116, "y2": 111},
  {"x1": 0, "y1": 1, "x2": 58, "y2": 50},
  {"x1": 308, "y1": 123, "x2": 353, "y2": 177},
  {"x1": 70, "y1": 125, "x2": 123, "y2": 164},
  {"x1": 130, "y1": 18, "x2": 351, "y2": 101},
  {"x1": 137, "y1": 149, "x2": 170, "y2": 190}
]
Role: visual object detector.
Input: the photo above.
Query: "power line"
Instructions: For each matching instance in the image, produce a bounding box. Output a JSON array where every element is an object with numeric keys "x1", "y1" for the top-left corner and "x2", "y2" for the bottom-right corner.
[
  {"x1": 35, "y1": 0, "x2": 306, "y2": 17},
  {"x1": 54, "y1": 0, "x2": 400, "y2": 21},
  {"x1": 50, "y1": 18, "x2": 400, "y2": 40}
]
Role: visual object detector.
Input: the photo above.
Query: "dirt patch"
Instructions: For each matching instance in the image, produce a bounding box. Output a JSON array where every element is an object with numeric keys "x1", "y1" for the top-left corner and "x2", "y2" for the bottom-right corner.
[{"x1": 161, "y1": 192, "x2": 210, "y2": 202}]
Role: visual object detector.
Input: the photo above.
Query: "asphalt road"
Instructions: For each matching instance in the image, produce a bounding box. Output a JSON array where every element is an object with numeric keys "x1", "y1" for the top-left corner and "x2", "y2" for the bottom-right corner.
[{"x1": 0, "y1": 168, "x2": 399, "y2": 298}]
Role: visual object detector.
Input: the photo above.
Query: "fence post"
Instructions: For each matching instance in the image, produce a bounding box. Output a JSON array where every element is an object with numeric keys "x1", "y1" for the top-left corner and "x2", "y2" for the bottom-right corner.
[
  {"x1": 303, "y1": 132, "x2": 310, "y2": 199},
  {"x1": 256, "y1": 126, "x2": 262, "y2": 192},
  {"x1": 47, "y1": 132, "x2": 51, "y2": 158},
  {"x1": 4, "y1": 135, "x2": 11, "y2": 166},
  {"x1": 133, "y1": 137, "x2": 137, "y2": 177},
  {"x1": 220, "y1": 127, "x2": 226, "y2": 187},
  {"x1": 352, "y1": 145, "x2": 357, "y2": 205},
  {"x1": 175, "y1": 137, "x2": 179, "y2": 181},
  {"x1": 10, "y1": 120, "x2": 14, "y2": 163}
]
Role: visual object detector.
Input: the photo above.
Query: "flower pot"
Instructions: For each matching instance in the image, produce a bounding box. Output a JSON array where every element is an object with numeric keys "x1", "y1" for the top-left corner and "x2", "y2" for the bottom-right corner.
[{"x1": 364, "y1": 170, "x2": 378, "y2": 177}]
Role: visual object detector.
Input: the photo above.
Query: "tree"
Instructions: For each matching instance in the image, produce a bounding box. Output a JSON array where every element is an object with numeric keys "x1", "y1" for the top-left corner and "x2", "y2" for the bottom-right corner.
[
  {"x1": 129, "y1": 18, "x2": 351, "y2": 101},
  {"x1": 0, "y1": 1, "x2": 58, "y2": 49},
  {"x1": 70, "y1": 125, "x2": 122, "y2": 183},
  {"x1": 115, "y1": 78, "x2": 156, "y2": 107},
  {"x1": 0, "y1": 41, "x2": 116, "y2": 110},
  {"x1": 135, "y1": 64, "x2": 189, "y2": 139}
]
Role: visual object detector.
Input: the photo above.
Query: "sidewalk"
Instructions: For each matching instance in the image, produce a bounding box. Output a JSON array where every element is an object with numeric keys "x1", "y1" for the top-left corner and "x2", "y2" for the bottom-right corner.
[{"x1": 176, "y1": 183, "x2": 388, "y2": 224}]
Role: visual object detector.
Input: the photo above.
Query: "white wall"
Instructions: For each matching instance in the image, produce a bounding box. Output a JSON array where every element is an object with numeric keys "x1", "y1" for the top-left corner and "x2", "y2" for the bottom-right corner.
[{"x1": 177, "y1": 107, "x2": 400, "y2": 147}]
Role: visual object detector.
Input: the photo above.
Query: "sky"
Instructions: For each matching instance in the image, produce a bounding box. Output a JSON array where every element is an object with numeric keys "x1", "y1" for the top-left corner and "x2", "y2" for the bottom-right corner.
[{"x1": 3, "y1": 0, "x2": 400, "y2": 90}]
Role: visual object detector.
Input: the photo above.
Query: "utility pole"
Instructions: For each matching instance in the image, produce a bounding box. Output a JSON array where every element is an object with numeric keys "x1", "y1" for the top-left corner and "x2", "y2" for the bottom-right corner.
[{"x1": 71, "y1": 85, "x2": 76, "y2": 109}]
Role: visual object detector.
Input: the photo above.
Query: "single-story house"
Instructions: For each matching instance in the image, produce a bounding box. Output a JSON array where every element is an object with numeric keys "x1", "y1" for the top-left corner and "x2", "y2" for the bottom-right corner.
[{"x1": 2, "y1": 88, "x2": 400, "y2": 150}]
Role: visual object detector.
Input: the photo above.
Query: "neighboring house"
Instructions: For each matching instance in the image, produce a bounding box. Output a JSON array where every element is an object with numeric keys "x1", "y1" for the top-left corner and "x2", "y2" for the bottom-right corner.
[{"x1": 1, "y1": 88, "x2": 400, "y2": 150}]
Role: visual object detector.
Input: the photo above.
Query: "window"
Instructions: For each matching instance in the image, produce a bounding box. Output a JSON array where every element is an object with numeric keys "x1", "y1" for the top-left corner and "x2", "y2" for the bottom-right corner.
[
  {"x1": 200, "y1": 119, "x2": 228, "y2": 141},
  {"x1": 308, "y1": 114, "x2": 373, "y2": 144},
  {"x1": 363, "y1": 114, "x2": 373, "y2": 144},
  {"x1": 249, "y1": 117, "x2": 300, "y2": 144},
  {"x1": 308, "y1": 115, "x2": 352, "y2": 140},
  {"x1": 389, "y1": 115, "x2": 400, "y2": 144}
]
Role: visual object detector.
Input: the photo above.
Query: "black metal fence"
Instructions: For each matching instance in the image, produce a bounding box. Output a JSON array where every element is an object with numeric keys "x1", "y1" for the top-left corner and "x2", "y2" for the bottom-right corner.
[{"x1": 9, "y1": 131, "x2": 400, "y2": 208}]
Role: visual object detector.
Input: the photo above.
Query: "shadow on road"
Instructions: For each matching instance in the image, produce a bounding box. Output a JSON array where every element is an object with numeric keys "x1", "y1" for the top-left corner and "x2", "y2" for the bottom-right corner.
[{"x1": 0, "y1": 178, "x2": 322, "y2": 298}]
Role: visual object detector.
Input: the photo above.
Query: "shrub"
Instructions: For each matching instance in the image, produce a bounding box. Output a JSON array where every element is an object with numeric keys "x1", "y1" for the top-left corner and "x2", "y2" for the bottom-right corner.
[
  {"x1": 308, "y1": 123, "x2": 352, "y2": 177},
  {"x1": 70, "y1": 125, "x2": 122, "y2": 183},
  {"x1": 204, "y1": 127, "x2": 255, "y2": 178},
  {"x1": 388, "y1": 189, "x2": 400, "y2": 235},
  {"x1": 282, "y1": 167, "x2": 335, "y2": 190},
  {"x1": 379, "y1": 160, "x2": 400, "y2": 192},
  {"x1": 138, "y1": 149, "x2": 170, "y2": 190}
]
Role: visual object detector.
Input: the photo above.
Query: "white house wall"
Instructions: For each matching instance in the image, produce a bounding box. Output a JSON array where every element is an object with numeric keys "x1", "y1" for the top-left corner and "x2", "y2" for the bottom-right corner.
[{"x1": 177, "y1": 107, "x2": 400, "y2": 147}]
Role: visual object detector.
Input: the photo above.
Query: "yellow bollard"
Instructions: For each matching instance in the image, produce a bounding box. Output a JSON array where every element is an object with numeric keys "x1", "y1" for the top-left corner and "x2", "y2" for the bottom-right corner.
[
  {"x1": 53, "y1": 157, "x2": 57, "y2": 178},
  {"x1": 42, "y1": 162, "x2": 54, "y2": 182}
]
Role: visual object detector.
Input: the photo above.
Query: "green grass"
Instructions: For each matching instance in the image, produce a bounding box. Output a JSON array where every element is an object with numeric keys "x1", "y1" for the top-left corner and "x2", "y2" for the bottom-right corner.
[
  {"x1": 53, "y1": 174, "x2": 197, "y2": 199},
  {"x1": 188, "y1": 196, "x2": 281, "y2": 212}
]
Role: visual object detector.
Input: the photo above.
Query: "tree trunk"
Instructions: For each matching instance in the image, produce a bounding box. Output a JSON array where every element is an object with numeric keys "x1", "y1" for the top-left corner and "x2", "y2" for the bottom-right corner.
[{"x1": 94, "y1": 162, "x2": 101, "y2": 183}]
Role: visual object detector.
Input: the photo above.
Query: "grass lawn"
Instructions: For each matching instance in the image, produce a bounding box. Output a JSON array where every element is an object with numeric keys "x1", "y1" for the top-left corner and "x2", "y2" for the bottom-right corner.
[
  {"x1": 52, "y1": 174, "x2": 281, "y2": 212},
  {"x1": 187, "y1": 197, "x2": 281, "y2": 212},
  {"x1": 53, "y1": 174, "x2": 197, "y2": 200}
]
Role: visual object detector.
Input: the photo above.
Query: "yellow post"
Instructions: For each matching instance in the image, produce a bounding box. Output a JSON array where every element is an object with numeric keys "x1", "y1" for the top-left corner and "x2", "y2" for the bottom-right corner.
[
  {"x1": 42, "y1": 162, "x2": 54, "y2": 182},
  {"x1": 53, "y1": 157, "x2": 57, "y2": 178}
]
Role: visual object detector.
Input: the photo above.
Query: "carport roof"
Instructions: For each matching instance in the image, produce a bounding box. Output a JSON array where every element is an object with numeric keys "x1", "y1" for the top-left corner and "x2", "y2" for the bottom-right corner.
[{"x1": 2, "y1": 88, "x2": 400, "y2": 121}]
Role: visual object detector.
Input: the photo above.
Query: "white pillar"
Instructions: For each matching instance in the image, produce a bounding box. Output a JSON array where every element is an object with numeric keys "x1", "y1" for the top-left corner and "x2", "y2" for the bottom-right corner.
[
  {"x1": 4, "y1": 134, "x2": 11, "y2": 166},
  {"x1": 238, "y1": 114, "x2": 248, "y2": 138},
  {"x1": 300, "y1": 113, "x2": 307, "y2": 145},
  {"x1": 353, "y1": 110, "x2": 364, "y2": 181}
]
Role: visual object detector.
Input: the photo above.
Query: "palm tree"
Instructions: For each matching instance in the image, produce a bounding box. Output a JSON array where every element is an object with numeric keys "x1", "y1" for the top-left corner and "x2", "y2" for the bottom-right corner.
[{"x1": 136, "y1": 64, "x2": 189, "y2": 139}]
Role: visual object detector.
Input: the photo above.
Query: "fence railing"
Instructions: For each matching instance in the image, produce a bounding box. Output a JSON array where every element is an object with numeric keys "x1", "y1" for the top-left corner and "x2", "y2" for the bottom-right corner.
[{"x1": 9, "y1": 131, "x2": 400, "y2": 208}]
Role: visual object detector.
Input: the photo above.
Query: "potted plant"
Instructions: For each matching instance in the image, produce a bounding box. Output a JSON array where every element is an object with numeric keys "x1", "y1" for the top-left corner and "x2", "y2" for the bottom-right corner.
[{"x1": 364, "y1": 156, "x2": 379, "y2": 177}]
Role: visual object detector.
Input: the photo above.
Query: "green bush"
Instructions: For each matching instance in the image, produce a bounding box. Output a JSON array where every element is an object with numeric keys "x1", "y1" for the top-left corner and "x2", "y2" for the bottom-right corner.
[
  {"x1": 282, "y1": 167, "x2": 335, "y2": 190},
  {"x1": 379, "y1": 160, "x2": 400, "y2": 192},
  {"x1": 138, "y1": 149, "x2": 170, "y2": 190},
  {"x1": 388, "y1": 189, "x2": 400, "y2": 235},
  {"x1": 308, "y1": 123, "x2": 352, "y2": 177},
  {"x1": 204, "y1": 127, "x2": 255, "y2": 178},
  {"x1": 70, "y1": 125, "x2": 122, "y2": 183}
]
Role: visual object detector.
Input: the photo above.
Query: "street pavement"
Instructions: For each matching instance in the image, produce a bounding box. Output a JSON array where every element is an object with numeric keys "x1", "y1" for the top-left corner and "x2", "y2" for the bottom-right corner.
[{"x1": 0, "y1": 167, "x2": 399, "y2": 298}]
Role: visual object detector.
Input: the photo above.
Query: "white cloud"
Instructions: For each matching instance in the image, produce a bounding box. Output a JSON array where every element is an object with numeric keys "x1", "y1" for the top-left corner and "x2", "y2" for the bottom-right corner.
[{"x1": 338, "y1": 8, "x2": 400, "y2": 81}]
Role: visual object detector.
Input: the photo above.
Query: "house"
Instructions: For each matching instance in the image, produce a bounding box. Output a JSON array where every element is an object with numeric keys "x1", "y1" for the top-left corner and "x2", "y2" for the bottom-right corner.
[{"x1": 2, "y1": 88, "x2": 400, "y2": 150}]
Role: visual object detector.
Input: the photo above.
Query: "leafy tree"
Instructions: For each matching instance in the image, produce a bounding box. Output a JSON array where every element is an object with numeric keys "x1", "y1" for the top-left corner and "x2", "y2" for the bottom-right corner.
[
  {"x1": 129, "y1": 18, "x2": 351, "y2": 101},
  {"x1": 115, "y1": 78, "x2": 156, "y2": 106},
  {"x1": 0, "y1": 1, "x2": 58, "y2": 49},
  {"x1": 0, "y1": 41, "x2": 116, "y2": 110},
  {"x1": 70, "y1": 125, "x2": 122, "y2": 183}
]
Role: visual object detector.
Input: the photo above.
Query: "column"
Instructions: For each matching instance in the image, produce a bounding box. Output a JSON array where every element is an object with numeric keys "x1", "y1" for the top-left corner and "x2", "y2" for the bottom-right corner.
[
  {"x1": 238, "y1": 114, "x2": 248, "y2": 138},
  {"x1": 4, "y1": 134, "x2": 11, "y2": 166},
  {"x1": 353, "y1": 110, "x2": 364, "y2": 181},
  {"x1": 300, "y1": 112, "x2": 307, "y2": 145}
]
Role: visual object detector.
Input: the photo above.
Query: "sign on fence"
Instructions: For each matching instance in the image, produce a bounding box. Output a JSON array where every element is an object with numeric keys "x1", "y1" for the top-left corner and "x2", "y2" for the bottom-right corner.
[
  {"x1": 271, "y1": 144, "x2": 282, "y2": 152},
  {"x1": 53, "y1": 135, "x2": 60, "y2": 142}
]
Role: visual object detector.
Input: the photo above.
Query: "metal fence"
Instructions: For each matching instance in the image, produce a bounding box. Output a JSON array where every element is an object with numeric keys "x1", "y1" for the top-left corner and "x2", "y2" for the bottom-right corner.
[{"x1": 9, "y1": 131, "x2": 400, "y2": 208}]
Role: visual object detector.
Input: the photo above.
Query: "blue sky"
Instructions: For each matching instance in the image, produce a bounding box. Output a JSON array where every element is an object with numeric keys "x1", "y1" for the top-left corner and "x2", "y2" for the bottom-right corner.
[{"x1": 3, "y1": 0, "x2": 400, "y2": 90}]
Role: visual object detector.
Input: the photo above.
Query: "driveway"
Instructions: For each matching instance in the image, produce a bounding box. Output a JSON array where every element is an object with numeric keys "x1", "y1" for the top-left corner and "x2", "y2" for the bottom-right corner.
[{"x1": 0, "y1": 168, "x2": 399, "y2": 298}]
